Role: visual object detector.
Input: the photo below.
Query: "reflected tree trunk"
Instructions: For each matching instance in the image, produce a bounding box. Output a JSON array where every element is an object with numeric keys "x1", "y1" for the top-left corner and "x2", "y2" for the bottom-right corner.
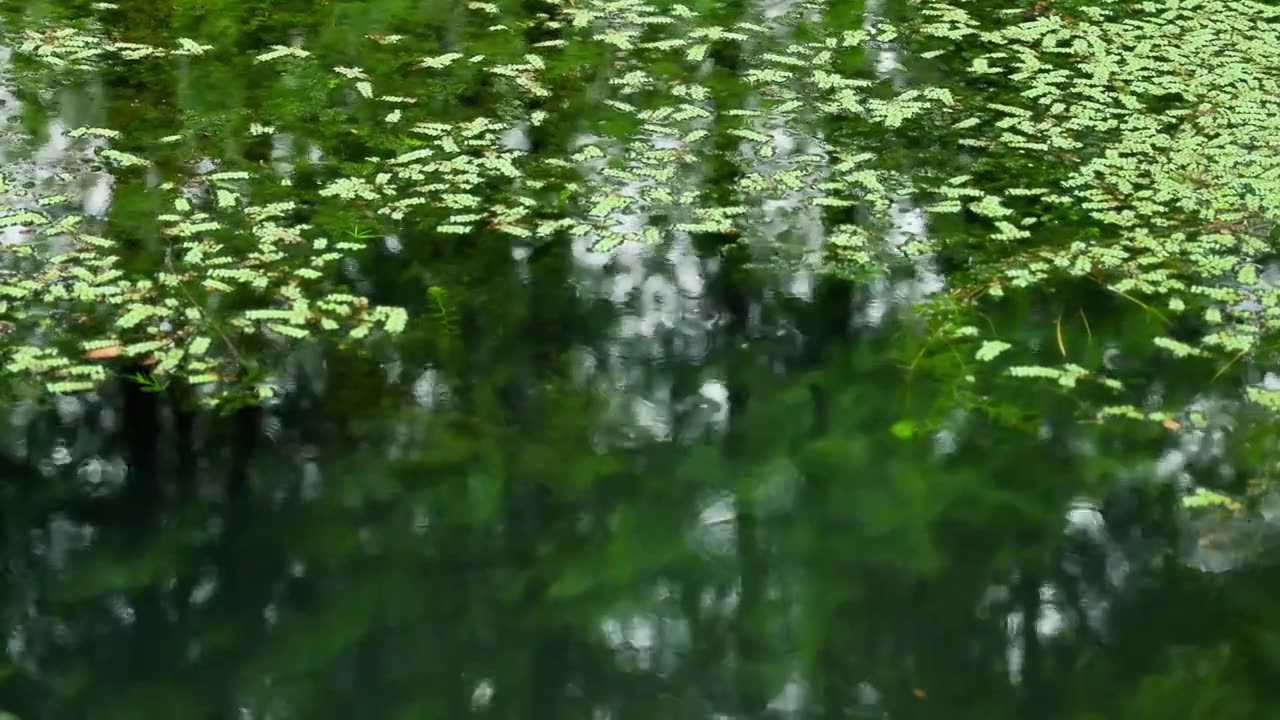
[{"x1": 1016, "y1": 566, "x2": 1044, "y2": 719}]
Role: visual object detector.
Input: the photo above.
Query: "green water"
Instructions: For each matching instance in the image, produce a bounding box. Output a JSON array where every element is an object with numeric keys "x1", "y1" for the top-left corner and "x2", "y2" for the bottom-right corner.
[{"x1": 4, "y1": 0, "x2": 1280, "y2": 717}]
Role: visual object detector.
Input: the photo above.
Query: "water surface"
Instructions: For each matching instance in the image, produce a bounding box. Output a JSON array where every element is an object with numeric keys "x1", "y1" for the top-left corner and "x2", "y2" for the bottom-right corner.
[{"x1": 3, "y1": 0, "x2": 1280, "y2": 718}]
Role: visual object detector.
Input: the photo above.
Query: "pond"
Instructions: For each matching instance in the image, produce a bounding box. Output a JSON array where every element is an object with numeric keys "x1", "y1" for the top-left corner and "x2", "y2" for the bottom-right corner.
[{"x1": 3, "y1": 0, "x2": 1280, "y2": 717}]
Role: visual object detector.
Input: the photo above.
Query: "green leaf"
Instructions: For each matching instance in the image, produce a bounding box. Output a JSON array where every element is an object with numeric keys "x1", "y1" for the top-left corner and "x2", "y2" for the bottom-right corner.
[
  {"x1": 890, "y1": 420, "x2": 915, "y2": 440},
  {"x1": 975, "y1": 340, "x2": 1012, "y2": 362}
]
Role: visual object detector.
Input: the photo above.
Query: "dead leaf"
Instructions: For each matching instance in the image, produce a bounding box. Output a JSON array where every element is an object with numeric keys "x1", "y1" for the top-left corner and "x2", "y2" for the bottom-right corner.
[{"x1": 82, "y1": 346, "x2": 123, "y2": 360}]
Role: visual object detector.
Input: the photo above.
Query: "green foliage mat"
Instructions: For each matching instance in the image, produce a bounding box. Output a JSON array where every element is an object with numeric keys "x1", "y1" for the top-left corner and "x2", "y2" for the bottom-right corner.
[{"x1": 2, "y1": 0, "x2": 1279, "y2": 415}]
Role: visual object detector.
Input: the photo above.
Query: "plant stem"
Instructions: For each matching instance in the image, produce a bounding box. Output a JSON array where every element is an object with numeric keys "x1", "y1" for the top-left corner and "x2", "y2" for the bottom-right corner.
[{"x1": 164, "y1": 253, "x2": 249, "y2": 372}]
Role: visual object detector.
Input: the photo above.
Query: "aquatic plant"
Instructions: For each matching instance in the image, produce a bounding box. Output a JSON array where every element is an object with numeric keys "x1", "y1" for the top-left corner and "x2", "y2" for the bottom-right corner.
[
  {"x1": 3, "y1": 0, "x2": 1280, "y2": 418},
  {"x1": 894, "y1": 0, "x2": 1280, "y2": 407}
]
